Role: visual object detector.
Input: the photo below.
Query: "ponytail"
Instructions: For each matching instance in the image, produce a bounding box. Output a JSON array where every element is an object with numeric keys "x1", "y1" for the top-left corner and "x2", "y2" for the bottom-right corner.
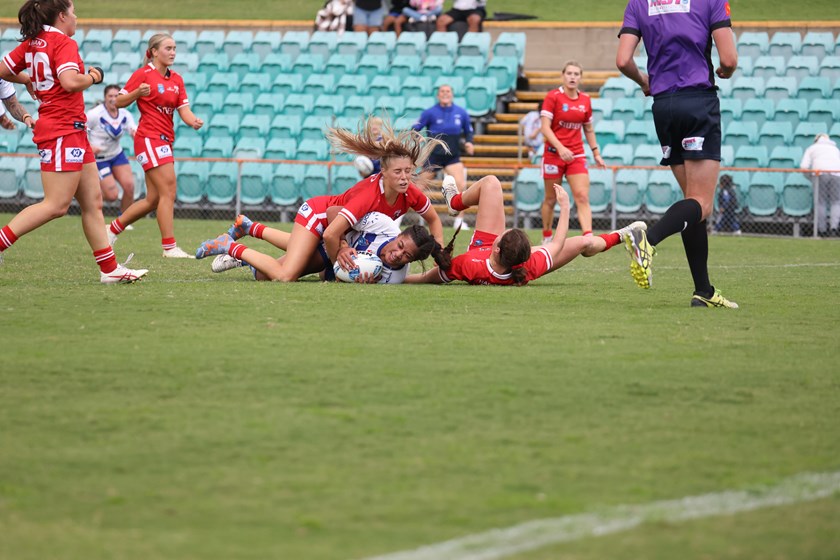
[
  {"x1": 497, "y1": 229, "x2": 531, "y2": 286},
  {"x1": 18, "y1": 0, "x2": 71, "y2": 41}
]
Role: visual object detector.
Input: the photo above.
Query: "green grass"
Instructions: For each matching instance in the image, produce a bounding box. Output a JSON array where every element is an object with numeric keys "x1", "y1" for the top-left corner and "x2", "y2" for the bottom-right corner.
[
  {"x1": 1, "y1": 0, "x2": 839, "y2": 22},
  {"x1": 1, "y1": 213, "x2": 839, "y2": 559}
]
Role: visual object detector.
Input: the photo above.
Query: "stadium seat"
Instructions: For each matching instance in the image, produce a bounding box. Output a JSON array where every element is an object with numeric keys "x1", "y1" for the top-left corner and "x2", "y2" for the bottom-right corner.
[
  {"x1": 296, "y1": 139, "x2": 330, "y2": 162},
  {"x1": 633, "y1": 144, "x2": 661, "y2": 167},
  {"x1": 308, "y1": 31, "x2": 338, "y2": 58},
  {"x1": 175, "y1": 161, "x2": 208, "y2": 204},
  {"x1": 335, "y1": 32, "x2": 368, "y2": 57},
  {"x1": 357, "y1": 54, "x2": 390, "y2": 82},
  {"x1": 595, "y1": 120, "x2": 625, "y2": 146},
  {"x1": 464, "y1": 77, "x2": 497, "y2": 117},
  {"x1": 391, "y1": 55, "x2": 423, "y2": 81},
  {"x1": 623, "y1": 120, "x2": 657, "y2": 144},
  {"x1": 260, "y1": 52, "x2": 294, "y2": 80},
  {"x1": 238, "y1": 74, "x2": 270, "y2": 96},
  {"x1": 493, "y1": 32, "x2": 526, "y2": 65},
  {"x1": 291, "y1": 53, "x2": 326, "y2": 82},
  {"x1": 270, "y1": 163, "x2": 303, "y2": 207},
  {"x1": 265, "y1": 138, "x2": 297, "y2": 160},
  {"x1": 645, "y1": 169, "x2": 681, "y2": 214},
  {"x1": 781, "y1": 173, "x2": 814, "y2": 217},
  {"x1": 768, "y1": 146, "x2": 803, "y2": 169},
  {"x1": 0, "y1": 131, "x2": 21, "y2": 153},
  {"x1": 0, "y1": 157, "x2": 25, "y2": 199},
  {"x1": 427, "y1": 32, "x2": 459, "y2": 56},
  {"x1": 614, "y1": 169, "x2": 647, "y2": 213},
  {"x1": 313, "y1": 94, "x2": 346, "y2": 117},
  {"x1": 279, "y1": 30, "x2": 310, "y2": 58},
  {"x1": 457, "y1": 32, "x2": 491, "y2": 58},
  {"x1": 206, "y1": 161, "x2": 238, "y2": 204},
  {"x1": 203, "y1": 136, "x2": 234, "y2": 158},
  {"x1": 600, "y1": 77, "x2": 640, "y2": 100},
  {"x1": 21, "y1": 157, "x2": 43, "y2": 200},
  {"x1": 735, "y1": 54, "x2": 753, "y2": 77},
  {"x1": 400, "y1": 76, "x2": 433, "y2": 100},
  {"x1": 300, "y1": 164, "x2": 330, "y2": 197},
  {"x1": 368, "y1": 75, "x2": 401, "y2": 99},
  {"x1": 745, "y1": 171, "x2": 783, "y2": 216},
  {"x1": 197, "y1": 52, "x2": 229, "y2": 76},
  {"x1": 109, "y1": 52, "x2": 137, "y2": 77},
  {"x1": 192, "y1": 91, "x2": 224, "y2": 115},
  {"x1": 737, "y1": 31, "x2": 769, "y2": 60},
  {"x1": 759, "y1": 122, "x2": 793, "y2": 152},
  {"x1": 422, "y1": 55, "x2": 456, "y2": 82},
  {"x1": 801, "y1": 31, "x2": 834, "y2": 59},
  {"x1": 325, "y1": 53, "x2": 357, "y2": 79},
  {"x1": 764, "y1": 77, "x2": 797, "y2": 103},
  {"x1": 751, "y1": 55, "x2": 785, "y2": 80},
  {"x1": 195, "y1": 30, "x2": 225, "y2": 58},
  {"x1": 733, "y1": 145, "x2": 769, "y2": 168},
  {"x1": 724, "y1": 121, "x2": 758, "y2": 151},
  {"x1": 610, "y1": 98, "x2": 644, "y2": 124},
  {"x1": 173, "y1": 135, "x2": 203, "y2": 158},
  {"x1": 452, "y1": 55, "x2": 485, "y2": 83},
  {"x1": 771, "y1": 98, "x2": 806, "y2": 128},
  {"x1": 601, "y1": 143, "x2": 633, "y2": 166},
  {"x1": 171, "y1": 30, "x2": 197, "y2": 51},
  {"x1": 300, "y1": 115, "x2": 331, "y2": 141},
  {"x1": 342, "y1": 95, "x2": 375, "y2": 119},
  {"x1": 818, "y1": 55, "x2": 840, "y2": 82},
  {"x1": 719, "y1": 98, "x2": 743, "y2": 122},
  {"x1": 832, "y1": 78, "x2": 840, "y2": 100},
  {"x1": 806, "y1": 98, "x2": 839, "y2": 130},
  {"x1": 395, "y1": 32, "x2": 427, "y2": 57},
  {"x1": 404, "y1": 96, "x2": 430, "y2": 121},
  {"x1": 229, "y1": 52, "x2": 260, "y2": 80},
  {"x1": 591, "y1": 98, "x2": 613, "y2": 123},
  {"x1": 740, "y1": 98, "x2": 774, "y2": 127},
  {"x1": 786, "y1": 55, "x2": 819, "y2": 82},
  {"x1": 332, "y1": 164, "x2": 361, "y2": 194},
  {"x1": 223, "y1": 30, "x2": 254, "y2": 59},
  {"x1": 768, "y1": 32, "x2": 802, "y2": 59},
  {"x1": 182, "y1": 73, "x2": 208, "y2": 96},
  {"x1": 512, "y1": 167, "x2": 543, "y2": 225},
  {"x1": 82, "y1": 29, "x2": 113, "y2": 53},
  {"x1": 234, "y1": 137, "x2": 266, "y2": 159},
  {"x1": 282, "y1": 93, "x2": 315, "y2": 117},
  {"x1": 302, "y1": 73, "x2": 336, "y2": 97},
  {"x1": 793, "y1": 122, "x2": 829, "y2": 149},
  {"x1": 224, "y1": 92, "x2": 255, "y2": 119},
  {"x1": 271, "y1": 74, "x2": 303, "y2": 97},
  {"x1": 796, "y1": 76, "x2": 831, "y2": 102},
  {"x1": 434, "y1": 74, "x2": 465, "y2": 94},
  {"x1": 731, "y1": 76, "x2": 765, "y2": 102},
  {"x1": 252, "y1": 31, "x2": 282, "y2": 59},
  {"x1": 108, "y1": 29, "x2": 140, "y2": 55},
  {"x1": 239, "y1": 114, "x2": 271, "y2": 139},
  {"x1": 720, "y1": 145, "x2": 735, "y2": 167},
  {"x1": 206, "y1": 72, "x2": 235, "y2": 96},
  {"x1": 365, "y1": 31, "x2": 396, "y2": 56},
  {"x1": 335, "y1": 74, "x2": 369, "y2": 97},
  {"x1": 485, "y1": 57, "x2": 518, "y2": 96},
  {"x1": 375, "y1": 95, "x2": 406, "y2": 118},
  {"x1": 83, "y1": 51, "x2": 112, "y2": 74},
  {"x1": 588, "y1": 168, "x2": 613, "y2": 213},
  {"x1": 239, "y1": 162, "x2": 271, "y2": 205}
]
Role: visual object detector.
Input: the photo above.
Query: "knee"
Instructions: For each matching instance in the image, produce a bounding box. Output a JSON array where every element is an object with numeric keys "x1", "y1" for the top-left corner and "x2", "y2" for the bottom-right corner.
[
  {"x1": 574, "y1": 191, "x2": 590, "y2": 205},
  {"x1": 46, "y1": 203, "x2": 71, "y2": 220},
  {"x1": 102, "y1": 190, "x2": 118, "y2": 202}
]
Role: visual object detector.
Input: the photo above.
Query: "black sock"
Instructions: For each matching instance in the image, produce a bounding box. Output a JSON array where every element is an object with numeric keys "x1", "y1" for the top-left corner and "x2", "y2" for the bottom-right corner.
[
  {"x1": 647, "y1": 198, "x2": 703, "y2": 246},
  {"x1": 681, "y1": 219, "x2": 713, "y2": 296}
]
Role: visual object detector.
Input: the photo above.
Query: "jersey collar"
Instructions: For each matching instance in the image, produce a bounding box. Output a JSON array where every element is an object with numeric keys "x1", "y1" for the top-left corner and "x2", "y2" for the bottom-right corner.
[
  {"x1": 486, "y1": 259, "x2": 512, "y2": 280},
  {"x1": 146, "y1": 62, "x2": 171, "y2": 78},
  {"x1": 42, "y1": 25, "x2": 64, "y2": 35}
]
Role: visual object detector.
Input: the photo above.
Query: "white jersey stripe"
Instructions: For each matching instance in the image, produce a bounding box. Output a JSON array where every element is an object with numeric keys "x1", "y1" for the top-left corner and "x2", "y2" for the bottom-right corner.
[
  {"x1": 55, "y1": 136, "x2": 63, "y2": 172},
  {"x1": 56, "y1": 62, "x2": 80, "y2": 76},
  {"x1": 144, "y1": 137, "x2": 158, "y2": 166}
]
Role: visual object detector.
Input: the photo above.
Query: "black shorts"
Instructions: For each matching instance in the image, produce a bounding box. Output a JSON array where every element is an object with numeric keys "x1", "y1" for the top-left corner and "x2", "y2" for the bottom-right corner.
[
  {"x1": 652, "y1": 88, "x2": 721, "y2": 166},
  {"x1": 445, "y1": 7, "x2": 486, "y2": 22},
  {"x1": 428, "y1": 148, "x2": 461, "y2": 170}
]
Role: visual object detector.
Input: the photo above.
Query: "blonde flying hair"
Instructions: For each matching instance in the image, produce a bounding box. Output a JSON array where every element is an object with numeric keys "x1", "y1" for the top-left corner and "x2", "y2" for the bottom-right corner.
[{"x1": 144, "y1": 33, "x2": 174, "y2": 65}]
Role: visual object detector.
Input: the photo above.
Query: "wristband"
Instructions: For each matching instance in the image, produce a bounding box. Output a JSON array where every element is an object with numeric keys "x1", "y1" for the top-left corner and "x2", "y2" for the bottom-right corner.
[
  {"x1": 590, "y1": 145, "x2": 600, "y2": 152},
  {"x1": 22, "y1": 114, "x2": 32, "y2": 121},
  {"x1": 89, "y1": 66, "x2": 104, "y2": 85}
]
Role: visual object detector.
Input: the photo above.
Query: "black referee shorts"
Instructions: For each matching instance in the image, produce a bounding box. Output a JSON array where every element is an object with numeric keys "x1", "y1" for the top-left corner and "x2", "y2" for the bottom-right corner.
[{"x1": 652, "y1": 87, "x2": 722, "y2": 166}]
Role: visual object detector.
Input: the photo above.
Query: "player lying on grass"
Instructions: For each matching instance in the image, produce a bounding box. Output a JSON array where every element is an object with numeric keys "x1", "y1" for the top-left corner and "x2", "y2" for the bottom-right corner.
[
  {"x1": 195, "y1": 211, "x2": 450, "y2": 283},
  {"x1": 404, "y1": 174, "x2": 646, "y2": 286}
]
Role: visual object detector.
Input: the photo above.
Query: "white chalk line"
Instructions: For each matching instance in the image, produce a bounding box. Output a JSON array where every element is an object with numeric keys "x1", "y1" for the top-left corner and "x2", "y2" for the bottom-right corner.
[{"x1": 361, "y1": 470, "x2": 840, "y2": 560}]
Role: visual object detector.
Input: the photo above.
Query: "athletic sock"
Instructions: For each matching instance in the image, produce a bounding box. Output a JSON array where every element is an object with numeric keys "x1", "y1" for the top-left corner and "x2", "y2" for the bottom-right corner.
[
  {"x1": 647, "y1": 198, "x2": 702, "y2": 246},
  {"x1": 109, "y1": 218, "x2": 125, "y2": 235},
  {"x1": 230, "y1": 242, "x2": 247, "y2": 260},
  {"x1": 598, "y1": 232, "x2": 620, "y2": 250},
  {"x1": 582, "y1": 230, "x2": 593, "y2": 236},
  {"x1": 449, "y1": 193, "x2": 467, "y2": 212},
  {"x1": 0, "y1": 225, "x2": 19, "y2": 251},
  {"x1": 93, "y1": 247, "x2": 118, "y2": 274},
  {"x1": 542, "y1": 229, "x2": 553, "y2": 239},
  {"x1": 161, "y1": 237, "x2": 177, "y2": 251},
  {"x1": 681, "y1": 219, "x2": 713, "y2": 296},
  {"x1": 249, "y1": 222, "x2": 266, "y2": 239}
]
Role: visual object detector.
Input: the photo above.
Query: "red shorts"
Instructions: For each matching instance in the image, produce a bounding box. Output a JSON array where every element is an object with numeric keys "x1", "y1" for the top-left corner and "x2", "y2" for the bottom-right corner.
[
  {"x1": 542, "y1": 154, "x2": 588, "y2": 180},
  {"x1": 467, "y1": 230, "x2": 498, "y2": 253},
  {"x1": 293, "y1": 196, "x2": 331, "y2": 237},
  {"x1": 134, "y1": 135, "x2": 175, "y2": 171},
  {"x1": 37, "y1": 131, "x2": 95, "y2": 172}
]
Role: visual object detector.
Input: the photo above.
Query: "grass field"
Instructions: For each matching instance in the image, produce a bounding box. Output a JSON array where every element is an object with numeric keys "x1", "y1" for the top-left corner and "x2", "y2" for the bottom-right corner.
[
  {"x1": 1, "y1": 213, "x2": 839, "y2": 559},
  {"x1": 1, "y1": 0, "x2": 839, "y2": 22}
]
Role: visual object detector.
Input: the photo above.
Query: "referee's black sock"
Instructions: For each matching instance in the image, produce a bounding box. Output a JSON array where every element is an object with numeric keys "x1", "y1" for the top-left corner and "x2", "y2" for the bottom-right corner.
[
  {"x1": 681, "y1": 219, "x2": 713, "y2": 297},
  {"x1": 647, "y1": 198, "x2": 703, "y2": 246}
]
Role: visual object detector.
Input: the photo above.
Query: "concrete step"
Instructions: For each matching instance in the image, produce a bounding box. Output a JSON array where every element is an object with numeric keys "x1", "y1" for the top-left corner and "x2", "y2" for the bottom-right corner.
[
  {"x1": 474, "y1": 133, "x2": 519, "y2": 144},
  {"x1": 466, "y1": 167, "x2": 518, "y2": 178},
  {"x1": 508, "y1": 101, "x2": 539, "y2": 112},
  {"x1": 473, "y1": 144, "x2": 527, "y2": 157},
  {"x1": 495, "y1": 112, "x2": 525, "y2": 122},
  {"x1": 463, "y1": 156, "x2": 524, "y2": 166},
  {"x1": 486, "y1": 122, "x2": 520, "y2": 134}
]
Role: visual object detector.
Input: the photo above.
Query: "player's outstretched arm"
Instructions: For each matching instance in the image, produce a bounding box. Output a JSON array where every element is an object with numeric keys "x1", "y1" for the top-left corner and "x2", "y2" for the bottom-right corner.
[
  {"x1": 404, "y1": 267, "x2": 444, "y2": 284},
  {"x1": 543, "y1": 184, "x2": 571, "y2": 259}
]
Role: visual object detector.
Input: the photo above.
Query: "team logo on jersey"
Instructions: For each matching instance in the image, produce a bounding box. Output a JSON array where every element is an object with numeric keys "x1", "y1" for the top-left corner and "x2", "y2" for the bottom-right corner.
[
  {"x1": 682, "y1": 136, "x2": 705, "y2": 151},
  {"x1": 562, "y1": 103, "x2": 568, "y2": 112},
  {"x1": 39, "y1": 149, "x2": 52, "y2": 164},
  {"x1": 155, "y1": 145, "x2": 171, "y2": 158},
  {"x1": 661, "y1": 146, "x2": 672, "y2": 159},
  {"x1": 137, "y1": 152, "x2": 149, "y2": 165},
  {"x1": 315, "y1": 223, "x2": 324, "y2": 235},
  {"x1": 30, "y1": 38, "x2": 47, "y2": 49},
  {"x1": 474, "y1": 239, "x2": 484, "y2": 246},
  {"x1": 298, "y1": 202, "x2": 313, "y2": 218},
  {"x1": 544, "y1": 164, "x2": 560, "y2": 175},
  {"x1": 65, "y1": 147, "x2": 85, "y2": 163},
  {"x1": 648, "y1": 0, "x2": 691, "y2": 16},
  {"x1": 158, "y1": 84, "x2": 165, "y2": 94},
  {"x1": 394, "y1": 210, "x2": 402, "y2": 218}
]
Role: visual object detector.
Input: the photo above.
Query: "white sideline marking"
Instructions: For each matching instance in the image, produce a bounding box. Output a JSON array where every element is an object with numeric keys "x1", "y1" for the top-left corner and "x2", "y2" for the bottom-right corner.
[{"x1": 362, "y1": 471, "x2": 840, "y2": 560}]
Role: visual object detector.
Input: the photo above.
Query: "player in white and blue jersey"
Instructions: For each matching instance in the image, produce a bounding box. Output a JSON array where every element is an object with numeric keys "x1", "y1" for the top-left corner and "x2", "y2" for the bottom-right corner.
[{"x1": 86, "y1": 84, "x2": 136, "y2": 214}]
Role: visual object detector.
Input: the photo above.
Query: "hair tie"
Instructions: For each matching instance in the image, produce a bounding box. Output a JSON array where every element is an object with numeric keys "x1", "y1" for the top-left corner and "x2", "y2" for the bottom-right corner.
[
  {"x1": 511, "y1": 263, "x2": 525, "y2": 270},
  {"x1": 145, "y1": 49, "x2": 152, "y2": 59}
]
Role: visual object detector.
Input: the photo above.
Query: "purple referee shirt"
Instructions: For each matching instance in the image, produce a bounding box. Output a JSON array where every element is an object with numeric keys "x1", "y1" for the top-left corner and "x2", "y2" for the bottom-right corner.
[{"x1": 619, "y1": 0, "x2": 732, "y2": 96}]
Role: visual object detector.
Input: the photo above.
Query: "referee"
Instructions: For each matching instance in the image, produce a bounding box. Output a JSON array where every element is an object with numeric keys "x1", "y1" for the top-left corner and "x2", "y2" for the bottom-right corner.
[{"x1": 616, "y1": 0, "x2": 739, "y2": 309}]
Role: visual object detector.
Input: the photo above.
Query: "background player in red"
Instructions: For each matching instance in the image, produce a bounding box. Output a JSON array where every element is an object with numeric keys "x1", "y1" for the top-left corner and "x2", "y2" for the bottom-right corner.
[
  {"x1": 195, "y1": 120, "x2": 445, "y2": 282},
  {"x1": 405, "y1": 175, "x2": 644, "y2": 286},
  {"x1": 0, "y1": 0, "x2": 146, "y2": 283},
  {"x1": 107, "y1": 33, "x2": 203, "y2": 258},
  {"x1": 540, "y1": 61, "x2": 606, "y2": 243}
]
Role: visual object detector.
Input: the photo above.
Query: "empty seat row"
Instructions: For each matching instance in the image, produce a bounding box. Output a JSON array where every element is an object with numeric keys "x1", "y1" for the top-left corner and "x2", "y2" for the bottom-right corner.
[{"x1": 736, "y1": 31, "x2": 840, "y2": 60}]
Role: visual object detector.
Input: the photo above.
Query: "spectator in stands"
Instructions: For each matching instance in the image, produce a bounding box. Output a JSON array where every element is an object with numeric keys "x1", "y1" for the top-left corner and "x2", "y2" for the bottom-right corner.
[
  {"x1": 436, "y1": 0, "x2": 486, "y2": 33},
  {"x1": 404, "y1": 0, "x2": 444, "y2": 24},
  {"x1": 87, "y1": 85, "x2": 136, "y2": 217},
  {"x1": 353, "y1": 0, "x2": 385, "y2": 35},
  {"x1": 519, "y1": 106, "x2": 543, "y2": 159},
  {"x1": 315, "y1": 0, "x2": 354, "y2": 32},
  {"x1": 412, "y1": 84, "x2": 474, "y2": 230},
  {"x1": 616, "y1": 0, "x2": 739, "y2": 308},
  {"x1": 713, "y1": 174, "x2": 741, "y2": 235},
  {"x1": 383, "y1": 0, "x2": 410, "y2": 34},
  {"x1": 801, "y1": 133, "x2": 840, "y2": 237},
  {"x1": 106, "y1": 33, "x2": 204, "y2": 258},
  {"x1": 0, "y1": 0, "x2": 147, "y2": 283},
  {"x1": 405, "y1": 175, "x2": 646, "y2": 286},
  {"x1": 540, "y1": 62, "x2": 606, "y2": 243}
]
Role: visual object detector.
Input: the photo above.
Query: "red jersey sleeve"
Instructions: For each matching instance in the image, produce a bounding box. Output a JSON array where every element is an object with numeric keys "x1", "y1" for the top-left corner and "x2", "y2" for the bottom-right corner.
[
  {"x1": 540, "y1": 89, "x2": 558, "y2": 121},
  {"x1": 584, "y1": 96, "x2": 593, "y2": 125},
  {"x1": 406, "y1": 184, "x2": 432, "y2": 214},
  {"x1": 524, "y1": 247, "x2": 553, "y2": 281},
  {"x1": 440, "y1": 254, "x2": 472, "y2": 283},
  {"x1": 54, "y1": 37, "x2": 82, "y2": 77},
  {"x1": 2, "y1": 42, "x2": 27, "y2": 75},
  {"x1": 174, "y1": 73, "x2": 189, "y2": 108},
  {"x1": 338, "y1": 186, "x2": 379, "y2": 227}
]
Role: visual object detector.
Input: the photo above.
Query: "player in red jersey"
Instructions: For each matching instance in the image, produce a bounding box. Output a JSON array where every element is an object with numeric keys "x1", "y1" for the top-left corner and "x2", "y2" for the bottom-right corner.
[
  {"x1": 540, "y1": 61, "x2": 607, "y2": 243},
  {"x1": 405, "y1": 174, "x2": 645, "y2": 286},
  {"x1": 195, "y1": 119, "x2": 446, "y2": 282},
  {"x1": 106, "y1": 33, "x2": 204, "y2": 258},
  {"x1": 0, "y1": 0, "x2": 146, "y2": 283}
]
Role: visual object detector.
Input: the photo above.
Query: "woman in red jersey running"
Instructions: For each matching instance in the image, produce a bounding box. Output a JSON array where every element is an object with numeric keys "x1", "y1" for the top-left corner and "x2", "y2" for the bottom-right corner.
[
  {"x1": 0, "y1": 0, "x2": 146, "y2": 282},
  {"x1": 539, "y1": 61, "x2": 606, "y2": 243},
  {"x1": 106, "y1": 33, "x2": 203, "y2": 258}
]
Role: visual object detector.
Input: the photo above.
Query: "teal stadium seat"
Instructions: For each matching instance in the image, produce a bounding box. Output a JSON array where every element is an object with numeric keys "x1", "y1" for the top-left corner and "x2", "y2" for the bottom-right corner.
[
  {"x1": 206, "y1": 72, "x2": 235, "y2": 96},
  {"x1": 279, "y1": 30, "x2": 310, "y2": 58},
  {"x1": 265, "y1": 138, "x2": 297, "y2": 160},
  {"x1": 457, "y1": 32, "x2": 491, "y2": 58},
  {"x1": 252, "y1": 31, "x2": 282, "y2": 59},
  {"x1": 224, "y1": 92, "x2": 255, "y2": 119},
  {"x1": 173, "y1": 135, "x2": 203, "y2": 158},
  {"x1": 313, "y1": 94, "x2": 346, "y2": 117},
  {"x1": 272, "y1": 74, "x2": 303, "y2": 97},
  {"x1": 809, "y1": 99, "x2": 840, "y2": 129},
  {"x1": 223, "y1": 30, "x2": 254, "y2": 59},
  {"x1": 453, "y1": 55, "x2": 485, "y2": 83},
  {"x1": 368, "y1": 75, "x2": 401, "y2": 99},
  {"x1": 375, "y1": 95, "x2": 406, "y2": 118},
  {"x1": 753, "y1": 55, "x2": 786, "y2": 80},
  {"x1": 773, "y1": 98, "x2": 807, "y2": 128},
  {"x1": 633, "y1": 144, "x2": 661, "y2": 167},
  {"x1": 391, "y1": 55, "x2": 423, "y2": 81},
  {"x1": 818, "y1": 55, "x2": 840, "y2": 82},
  {"x1": 610, "y1": 97, "x2": 644, "y2": 124},
  {"x1": 325, "y1": 53, "x2": 357, "y2": 78},
  {"x1": 357, "y1": 54, "x2": 390, "y2": 82},
  {"x1": 768, "y1": 31, "x2": 802, "y2": 60},
  {"x1": 203, "y1": 137, "x2": 234, "y2": 158},
  {"x1": 366, "y1": 31, "x2": 396, "y2": 56},
  {"x1": 239, "y1": 74, "x2": 270, "y2": 96},
  {"x1": 335, "y1": 74, "x2": 369, "y2": 97},
  {"x1": 731, "y1": 76, "x2": 765, "y2": 101},
  {"x1": 206, "y1": 161, "x2": 238, "y2": 204},
  {"x1": 0, "y1": 131, "x2": 21, "y2": 153},
  {"x1": 746, "y1": 171, "x2": 783, "y2": 216},
  {"x1": 719, "y1": 98, "x2": 742, "y2": 122},
  {"x1": 192, "y1": 91, "x2": 224, "y2": 115},
  {"x1": 588, "y1": 168, "x2": 613, "y2": 213},
  {"x1": 512, "y1": 167, "x2": 543, "y2": 226},
  {"x1": 741, "y1": 98, "x2": 774, "y2": 127},
  {"x1": 781, "y1": 173, "x2": 814, "y2": 218},
  {"x1": 601, "y1": 143, "x2": 633, "y2": 166},
  {"x1": 301, "y1": 115, "x2": 331, "y2": 141},
  {"x1": 335, "y1": 32, "x2": 368, "y2": 57},
  {"x1": 301, "y1": 164, "x2": 330, "y2": 197},
  {"x1": 422, "y1": 55, "x2": 455, "y2": 82},
  {"x1": 261, "y1": 53, "x2": 294, "y2": 80},
  {"x1": 195, "y1": 30, "x2": 225, "y2": 58},
  {"x1": 291, "y1": 53, "x2": 326, "y2": 81},
  {"x1": 764, "y1": 77, "x2": 796, "y2": 103},
  {"x1": 175, "y1": 161, "x2": 208, "y2": 204},
  {"x1": 796, "y1": 76, "x2": 831, "y2": 102},
  {"x1": 110, "y1": 52, "x2": 138, "y2": 76},
  {"x1": 207, "y1": 114, "x2": 239, "y2": 140},
  {"x1": 343, "y1": 95, "x2": 375, "y2": 119},
  {"x1": 283, "y1": 93, "x2": 315, "y2": 116},
  {"x1": 82, "y1": 29, "x2": 112, "y2": 53},
  {"x1": 786, "y1": 55, "x2": 819, "y2": 82},
  {"x1": 229, "y1": 52, "x2": 261, "y2": 80},
  {"x1": 270, "y1": 163, "x2": 304, "y2": 207},
  {"x1": 23, "y1": 157, "x2": 43, "y2": 199},
  {"x1": 801, "y1": 31, "x2": 834, "y2": 59},
  {"x1": 270, "y1": 115, "x2": 303, "y2": 140},
  {"x1": 83, "y1": 51, "x2": 112, "y2": 74},
  {"x1": 720, "y1": 145, "x2": 735, "y2": 167},
  {"x1": 623, "y1": 120, "x2": 657, "y2": 144},
  {"x1": 737, "y1": 31, "x2": 769, "y2": 60},
  {"x1": 427, "y1": 32, "x2": 459, "y2": 57},
  {"x1": 464, "y1": 77, "x2": 497, "y2": 117},
  {"x1": 768, "y1": 146, "x2": 803, "y2": 169},
  {"x1": 759, "y1": 121, "x2": 793, "y2": 152},
  {"x1": 182, "y1": 73, "x2": 208, "y2": 97},
  {"x1": 733, "y1": 145, "x2": 769, "y2": 168},
  {"x1": 614, "y1": 169, "x2": 647, "y2": 213},
  {"x1": 724, "y1": 121, "x2": 758, "y2": 151},
  {"x1": 401, "y1": 76, "x2": 434, "y2": 99},
  {"x1": 395, "y1": 32, "x2": 427, "y2": 57},
  {"x1": 600, "y1": 77, "x2": 641, "y2": 100},
  {"x1": 595, "y1": 120, "x2": 625, "y2": 146},
  {"x1": 171, "y1": 30, "x2": 197, "y2": 51},
  {"x1": 239, "y1": 162, "x2": 271, "y2": 205},
  {"x1": 793, "y1": 122, "x2": 828, "y2": 149},
  {"x1": 493, "y1": 32, "x2": 526, "y2": 65},
  {"x1": 645, "y1": 170, "x2": 681, "y2": 214},
  {"x1": 435, "y1": 74, "x2": 465, "y2": 94},
  {"x1": 303, "y1": 73, "x2": 336, "y2": 97},
  {"x1": 0, "y1": 157, "x2": 25, "y2": 199},
  {"x1": 332, "y1": 164, "x2": 361, "y2": 194},
  {"x1": 404, "y1": 97, "x2": 429, "y2": 121},
  {"x1": 239, "y1": 114, "x2": 270, "y2": 138},
  {"x1": 234, "y1": 137, "x2": 266, "y2": 159},
  {"x1": 296, "y1": 139, "x2": 330, "y2": 162},
  {"x1": 197, "y1": 52, "x2": 229, "y2": 76},
  {"x1": 308, "y1": 31, "x2": 338, "y2": 58},
  {"x1": 591, "y1": 98, "x2": 613, "y2": 123}
]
